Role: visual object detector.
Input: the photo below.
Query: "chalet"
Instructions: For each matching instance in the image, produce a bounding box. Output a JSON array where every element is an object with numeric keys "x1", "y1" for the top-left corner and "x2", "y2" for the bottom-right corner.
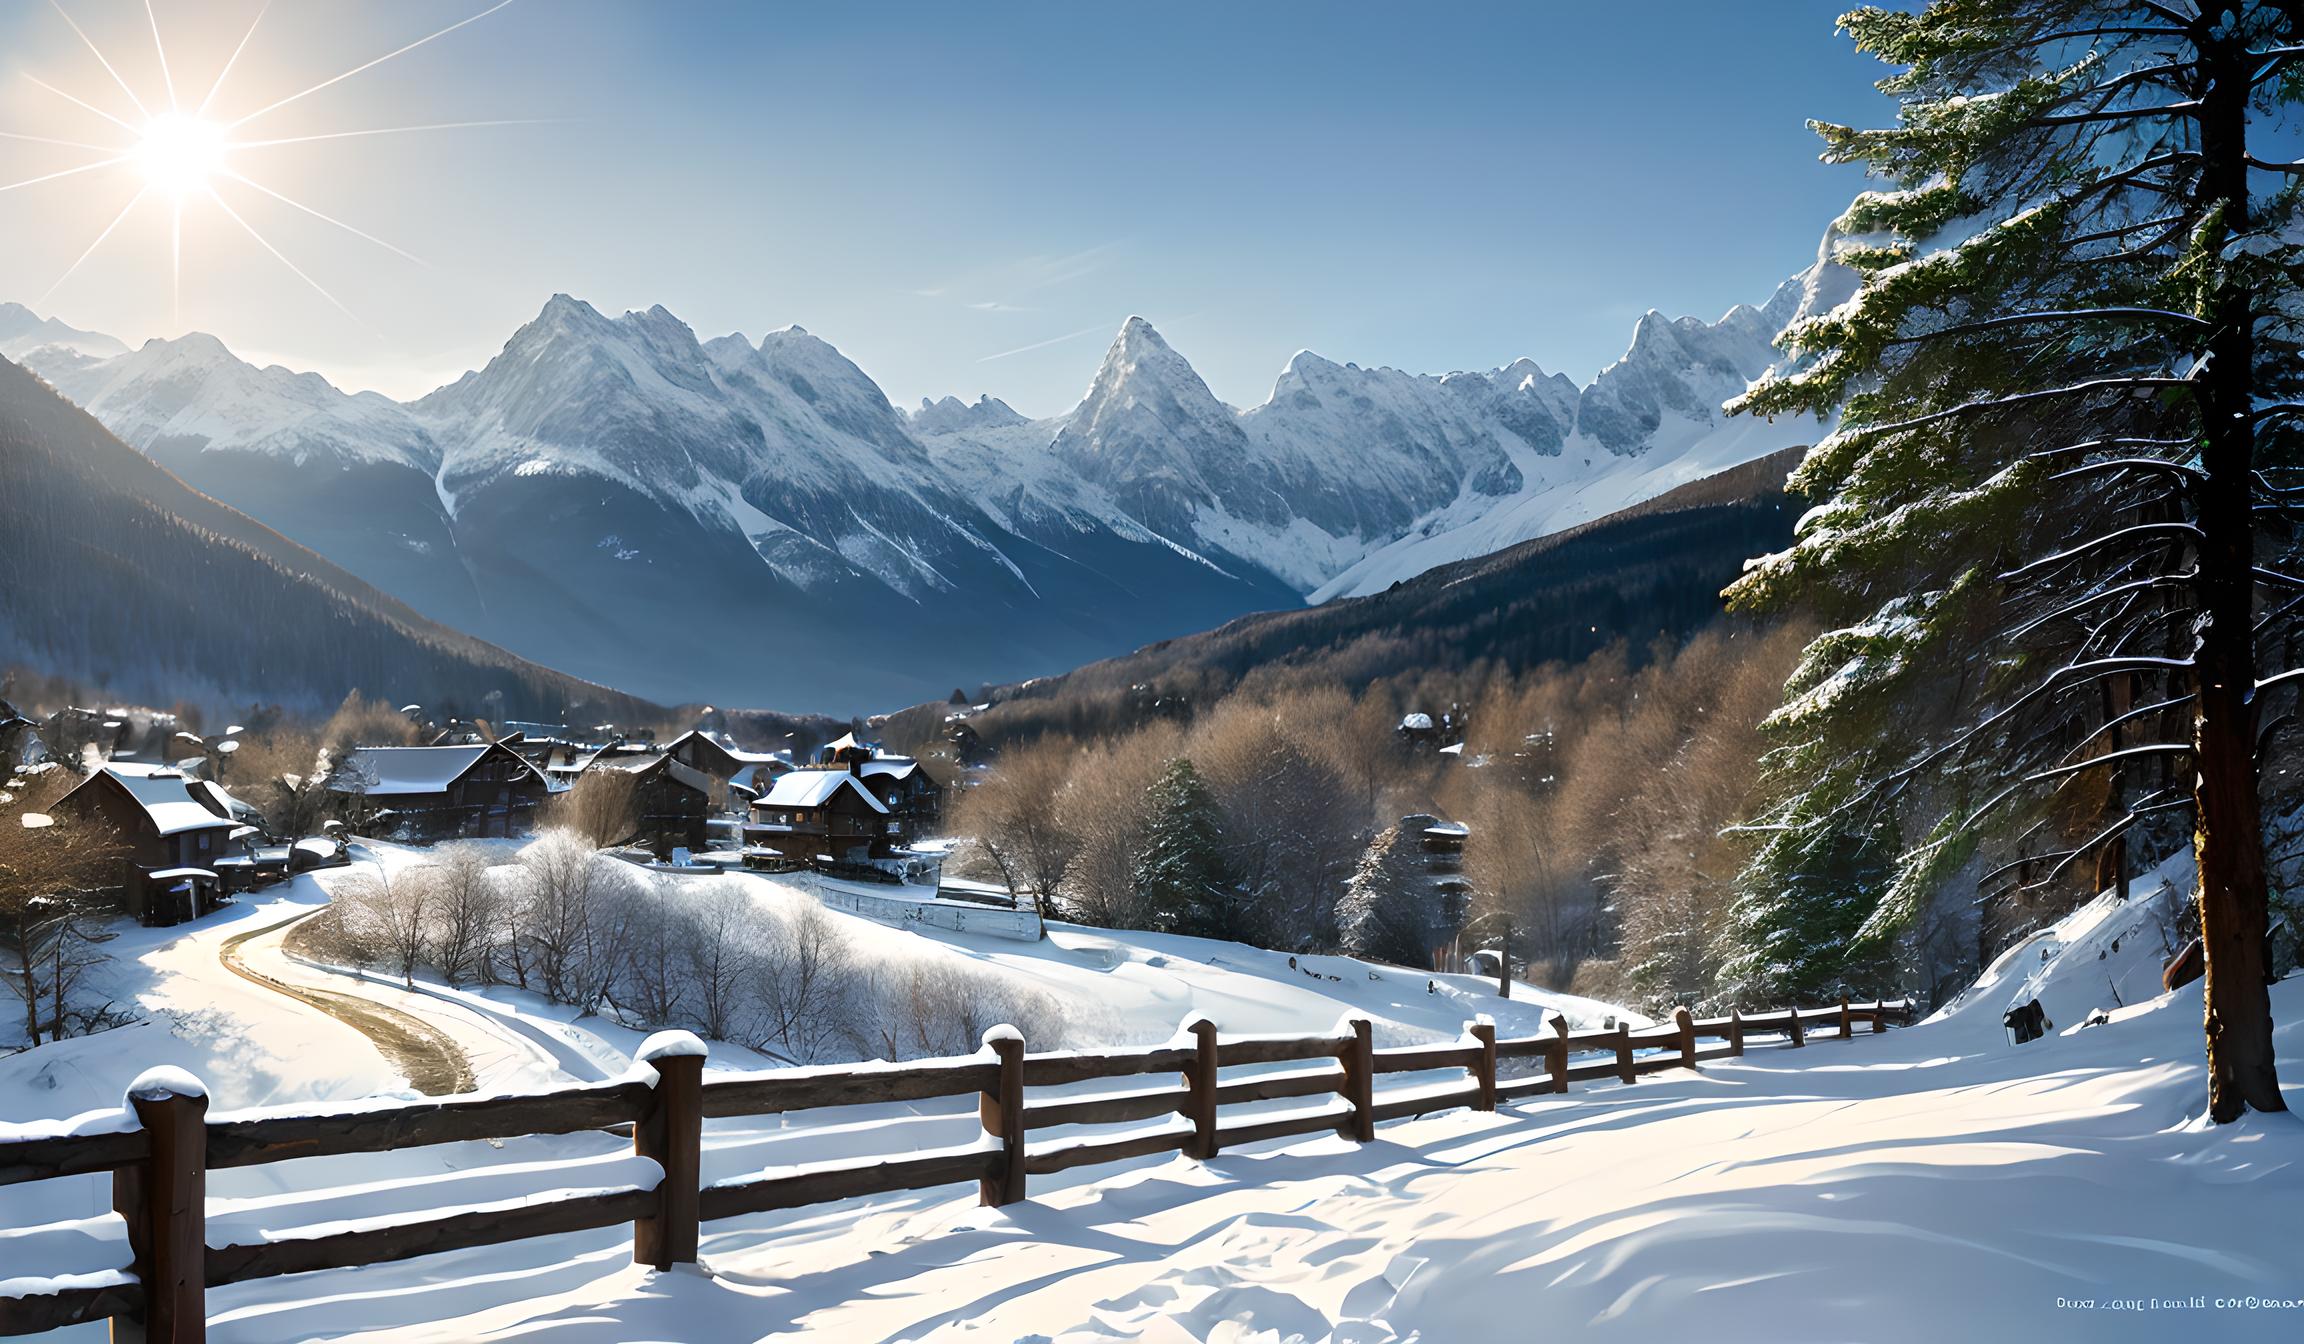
[
  {"x1": 51, "y1": 767, "x2": 250, "y2": 925},
  {"x1": 811, "y1": 732, "x2": 943, "y2": 839},
  {"x1": 330, "y1": 743, "x2": 548, "y2": 839},
  {"x1": 741, "y1": 768, "x2": 895, "y2": 870},
  {"x1": 586, "y1": 752, "x2": 715, "y2": 859},
  {"x1": 857, "y1": 757, "x2": 943, "y2": 836}
]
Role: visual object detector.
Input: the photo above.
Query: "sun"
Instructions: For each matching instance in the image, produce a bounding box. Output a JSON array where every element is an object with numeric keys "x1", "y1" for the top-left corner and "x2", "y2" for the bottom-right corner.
[
  {"x1": 132, "y1": 112, "x2": 226, "y2": 199},
  {"x1": 1, "y1": 1, "x2": 528, "y2": 330}
]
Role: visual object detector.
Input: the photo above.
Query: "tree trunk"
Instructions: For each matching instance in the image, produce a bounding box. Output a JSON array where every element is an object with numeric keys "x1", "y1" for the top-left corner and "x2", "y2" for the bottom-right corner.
[{"x1": 2190, "y1": 11, "x2": 2284, "y2": 1122}]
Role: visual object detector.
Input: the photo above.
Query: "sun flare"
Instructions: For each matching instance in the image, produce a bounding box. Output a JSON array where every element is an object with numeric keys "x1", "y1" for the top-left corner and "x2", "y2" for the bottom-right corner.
[
  {"x1": 131, "y1": 112, "x2": 226, "y2": 199},
  {"x1": 1, "y1": 1, "x2": 525, "y2": 330}
]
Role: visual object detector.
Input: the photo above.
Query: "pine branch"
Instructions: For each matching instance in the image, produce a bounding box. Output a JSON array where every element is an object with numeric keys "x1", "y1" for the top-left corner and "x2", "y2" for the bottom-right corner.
[
  {"x1": 1842, "y1": 377, "x2": 2194, "y2": 446},
  {"x1": 1887, "y1": 308, "x2": 2210, "y2": 346},
  {"x1": 1999, "y1": 522, "x2": 2204, "y2": 583},
  {"x1": 2036, "y1": 100, "x2": 2203, "y2": 127},
  {"x1": 2018, "y1": 744, "x2": 2190, "y2": 806}
]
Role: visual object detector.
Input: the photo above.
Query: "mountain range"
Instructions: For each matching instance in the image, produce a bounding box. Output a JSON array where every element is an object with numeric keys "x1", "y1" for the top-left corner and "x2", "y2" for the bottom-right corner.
[
  {"x1": 0, "y1": 354, "x2": 657, "y2": 724},
  {"x1": 1, "y1": 231, "x2": 1852, "y2": 712}
]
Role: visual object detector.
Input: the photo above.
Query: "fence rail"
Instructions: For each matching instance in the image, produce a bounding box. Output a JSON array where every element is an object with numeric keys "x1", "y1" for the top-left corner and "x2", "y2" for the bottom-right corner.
[{"x1": 0, "y1": 997, "x2": 1915, "y2": 1339}]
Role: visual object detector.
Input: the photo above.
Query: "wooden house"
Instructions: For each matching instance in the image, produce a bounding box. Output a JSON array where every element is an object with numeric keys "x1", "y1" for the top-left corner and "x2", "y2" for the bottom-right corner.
[
  {"x1": 330, "y1": 743, "x2": 548, "y2": 839},
  {"x1": 51, "y1": 766, "x2": 249, "y2": 925},
  {"x1": 586, "y1": 752, "x2": 715, "y2": 858},
  {"x1": 741, "y1": 768, "x2": 896, "y2": 870},
  {"x1": 857, "y1": 756, "x2": 943, "y2": 840}
]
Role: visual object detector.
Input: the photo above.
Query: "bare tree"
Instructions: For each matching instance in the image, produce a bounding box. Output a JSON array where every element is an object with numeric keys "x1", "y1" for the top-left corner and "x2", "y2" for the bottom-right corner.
[
  {"x1": 951, "y1": 738, "x2": 1078, "y2": 902},
  {"x1": 682, "y1": 887, "x2": 761, "y2": 1045},
  {"x1": 0, "y1": 803, "x2": 125, "y2": 1048},
  {"x1": 518, "y1": 829, "x2": 611, "y2": 1006},
  {"x1": 335, "y1": 862, "x2": 433, "y2": 986},
  {"x1": 620, "y1": 877, "x2": 689, "y2": 1027},
  {"x1": 545, "y1": 772, "x2": 641, "y2": 850},
  {"x1": 425, "y1": 842, "x2": 505, "y2": 985},
  {"x1": 757, "y1": 897, "x2": 853, "y2": 1061},
  {"x1": 1055, "y1": 723, "x2": 1181, "y2": 928}
]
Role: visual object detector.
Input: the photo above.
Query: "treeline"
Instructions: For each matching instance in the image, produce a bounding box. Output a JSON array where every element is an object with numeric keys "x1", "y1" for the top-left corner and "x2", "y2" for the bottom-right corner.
[
  {"x1": 0, "y1": 358, "x2": 657, "y2": 724},
  {"x1": 945, "y1": 620, "x2": 1818, "y2": 1013}
]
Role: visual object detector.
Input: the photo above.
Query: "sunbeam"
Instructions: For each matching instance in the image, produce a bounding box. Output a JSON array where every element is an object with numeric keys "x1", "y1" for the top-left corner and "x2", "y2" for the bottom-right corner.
[
  {"x1": 47, "y1": 0, "x2": 148, "y2": 122},
  {"x1": 0, "y1": 155, "x2": 130, "y2": 197},
  {"x1": 143, "y1": 0, "x2": 179, "y2": 112},
  {"x1": 205, "y1": 185, "x2": 369, "y2": 331},
  {"x1": 194, "y1": 1, "x2": 271, "y2": 119},
  {"x1": 226, "y1": 0, "x2": 518, "y2": 131},
  {"x1": 0, "y1": 128, "x2": 119, "y2": 153},
  {"x1": 220, "y1": 170, "x2": 425, "y2": 266},
  {"x1": 37, "y1": 185, "x2": 145, "y2": 306},
  {"x1": 230, "y1": 118, "x2": 563, "y2": 151},
  {"x1": 1, "y1": 0, "x2": 525, "y2": 331},
  {"x1": 24, "y1": 72, "x2": 140, "y2": 134}
]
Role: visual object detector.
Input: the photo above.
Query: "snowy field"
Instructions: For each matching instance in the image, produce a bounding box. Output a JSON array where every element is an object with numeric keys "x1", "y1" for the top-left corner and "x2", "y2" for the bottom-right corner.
[{"x1": 3, "y1": 845, "x2": 2300, "y2": 1342}]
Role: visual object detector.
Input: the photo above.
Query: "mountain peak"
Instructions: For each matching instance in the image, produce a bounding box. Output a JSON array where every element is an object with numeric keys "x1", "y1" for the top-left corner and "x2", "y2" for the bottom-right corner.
[{"x1": 911, "y1": 393, "x2": 1027, "y2": 435}]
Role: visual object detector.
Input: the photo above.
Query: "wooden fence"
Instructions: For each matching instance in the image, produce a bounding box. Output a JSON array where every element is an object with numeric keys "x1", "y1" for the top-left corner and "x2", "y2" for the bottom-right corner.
[{"x1": 0, "y1": 997, "x2": 1914, "y2": 1340}]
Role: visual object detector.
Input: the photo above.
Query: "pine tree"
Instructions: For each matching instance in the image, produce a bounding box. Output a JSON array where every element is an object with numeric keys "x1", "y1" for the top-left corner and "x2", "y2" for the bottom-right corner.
[
  {"x1": 1132, "y1": 758, "x2": 1256, "y2": 941},
  {"x1": 1337, "y1": 817, "x2": 1441, "y2": 969},
  {"x1": 1729, "y1": 1, "x2": 2303, "y2": 1119}
]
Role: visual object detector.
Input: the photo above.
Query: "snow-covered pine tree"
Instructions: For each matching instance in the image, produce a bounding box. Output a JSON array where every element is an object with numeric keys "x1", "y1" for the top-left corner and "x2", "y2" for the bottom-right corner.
[
  {"x1": 1728, "y1": 0, "x2": 2303, "y2": 1120},
  {"x1": 1337, "y1": 816, "x2": 1442, "y2": 969},
  {"x1": 1131, "y1": 758, "x2": 1258, "y2": 941}
]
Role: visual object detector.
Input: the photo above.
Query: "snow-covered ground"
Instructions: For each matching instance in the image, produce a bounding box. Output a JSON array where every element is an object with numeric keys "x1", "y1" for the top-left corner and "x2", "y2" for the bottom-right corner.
[{"x1": 5, "y1": 847, "x2": 2300, "y2": 1342}]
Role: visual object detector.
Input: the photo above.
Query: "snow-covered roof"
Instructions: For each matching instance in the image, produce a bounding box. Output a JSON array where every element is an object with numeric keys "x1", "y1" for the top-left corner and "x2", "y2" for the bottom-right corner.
[
  {"x1": 96, "y1": 768, "x2": 237, "y2": 836},
  {"x1": 857, "y1": 758, "x2": 921, "y2": 782},
  {"x1": 757, "y1": 769, "x2": 888, "y2": 814},
  {"x1": 336, "y1": 744, "x2": 542, "y2": 796}
]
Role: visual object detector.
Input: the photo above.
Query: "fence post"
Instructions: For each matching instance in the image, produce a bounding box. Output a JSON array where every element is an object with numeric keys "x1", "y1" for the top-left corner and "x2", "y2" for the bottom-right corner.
[
  {"x1": 1674, "y1": 1007, "x2": 1696, "y2": 1071},
  {"x1": 1613, "y1": 1022, "x2": 1636, "y2": 1085},
  {"x1": 632, "y1": 1032, "x2": 705, "y2": 1270},
  {"x1": 114, "y1": 1069, "x2": 207, "y2": 1344},
  {"x1": 1185, "y1": 1017, "x2": 1221, "y2": 1160},
  {"x1": 1838, "y1": 995, "x2": 1854, "y2": 1040},
  {"x1": 978, "y1": 1026, "x2": 1027, "y2": 1207},
  {"x1": 1337, "y1": 1018, "x2": 1374, "y2": 1141},
  {"x1": 1546, "y1": 1014, "x2": 1570, "y2": 1094},
  {"x1": 1787, "y1": 1006, "x2": 1806, "y2": 1048},
  {"x1": 1468, "y1": 1017, "x2": 1497, "y2": 1112},
  {"x1": 1728, "y1": 1008, "x2": 1745, "y2": 1057},
  {"x1": 1872, "y1": 998, "x2": 1889, "y2": 1034}
]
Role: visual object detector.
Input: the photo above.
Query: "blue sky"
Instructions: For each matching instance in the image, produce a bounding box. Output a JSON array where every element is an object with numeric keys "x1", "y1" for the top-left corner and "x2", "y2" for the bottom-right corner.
[{"x1": 0, "y1": 0, "x2": 1894, "y2": 413}]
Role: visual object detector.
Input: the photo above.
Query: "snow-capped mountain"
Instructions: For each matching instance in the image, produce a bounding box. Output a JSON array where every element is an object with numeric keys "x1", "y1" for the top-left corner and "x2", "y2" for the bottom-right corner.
[
  {"x1": 9, "y1": 232, "x2": 1852, "y2": 710},
  {"x1": 0, "y1": 301, "x2": 128, "y2": 365}
]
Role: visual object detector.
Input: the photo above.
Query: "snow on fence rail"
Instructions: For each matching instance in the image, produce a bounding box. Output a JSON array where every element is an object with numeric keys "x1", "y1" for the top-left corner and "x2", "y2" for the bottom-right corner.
[{"x1": 0, "y1": 999, "x2": 1915, "y2": 1339}]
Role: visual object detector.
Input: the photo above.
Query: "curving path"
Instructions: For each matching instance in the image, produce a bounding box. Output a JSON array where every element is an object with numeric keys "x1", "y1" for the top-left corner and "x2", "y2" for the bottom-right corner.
[{"x1": 217, "y1": 908, "x2": 477, "y2": 1097}]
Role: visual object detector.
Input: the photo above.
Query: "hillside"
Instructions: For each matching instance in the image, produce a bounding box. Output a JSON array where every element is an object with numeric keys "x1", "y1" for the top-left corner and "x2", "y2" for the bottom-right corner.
[
  {"x1": 889, "y1": 446, "x2": 1807, "y2": 743},
  {"x1": 0, "y1": 356, "x2": 660, "y2": 721}
]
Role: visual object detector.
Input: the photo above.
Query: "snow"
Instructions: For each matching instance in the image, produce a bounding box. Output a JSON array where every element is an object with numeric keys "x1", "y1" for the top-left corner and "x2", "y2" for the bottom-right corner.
[
  {"x1": 752, "y1": 769, "x2": 888, "y2": 813},
  {"x1": 634, "y1": 1030, "x2": 709, "y2": 1064},
  {"x1": 9, "y1": 832, "x2": 2298, "y2": 1341},
  {"x1": 123, "y1": 1066, "x2": 206, "y2": 1103},
  {"x1": 85, "y1": 767, "x2": 236, "y2": 836},
  {"x1": 336, "y1": 745, "x2": 498, "y2": 795}
]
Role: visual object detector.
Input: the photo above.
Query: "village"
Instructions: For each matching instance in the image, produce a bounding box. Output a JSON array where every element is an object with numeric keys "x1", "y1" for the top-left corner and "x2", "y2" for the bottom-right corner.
[{"x1": 0, "y1": 690, "x2": 1495, "y2": 1024}]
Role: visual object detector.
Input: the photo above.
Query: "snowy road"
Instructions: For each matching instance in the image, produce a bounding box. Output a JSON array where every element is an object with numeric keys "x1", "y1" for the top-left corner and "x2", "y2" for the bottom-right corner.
[{"x1": 215, "y1": 908, "x2": 476, "y2": 1096}]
